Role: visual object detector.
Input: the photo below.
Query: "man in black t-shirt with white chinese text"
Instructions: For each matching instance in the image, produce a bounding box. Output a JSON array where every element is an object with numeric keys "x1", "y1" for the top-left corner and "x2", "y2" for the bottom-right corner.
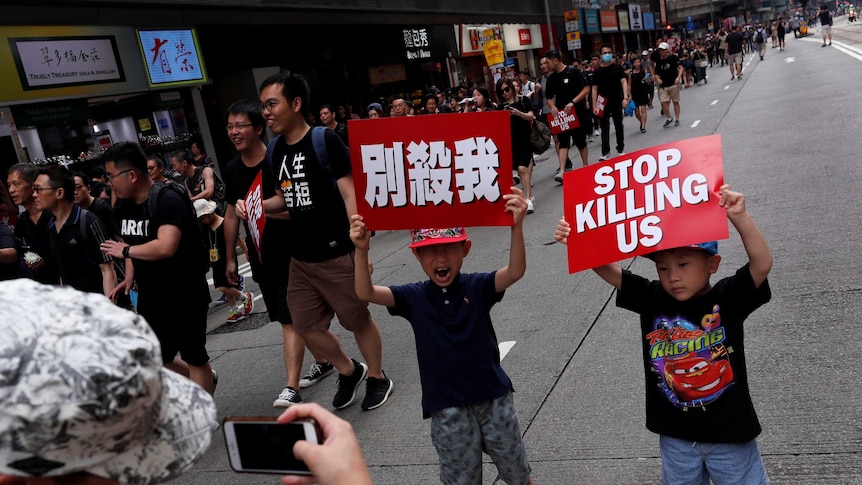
[{"x1": 240, "y1": 71, "x2": 392, "y2": 411}]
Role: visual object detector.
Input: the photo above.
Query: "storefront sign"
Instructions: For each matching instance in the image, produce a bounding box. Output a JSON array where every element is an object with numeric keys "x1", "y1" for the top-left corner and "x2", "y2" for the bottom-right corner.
[
  {"x1": 9, "y1": 36, "x2": 125, "y2": 91},
  {"x1": 629, "y1": 4, "x2": 645, "y2": 30},
  {"x1": 10, "y1": 99, "x2": 90, "y2": 127},
  {"x1": 619, "y1": 11, "x2": 631, "y2": 32},
  {"x1": 460, "y1": 24, "x2": 502, "y2": 56},
  {"x1": 349, "y1": 112, "x2": 514, "y2": 230},
  {"x1": 600, "y1": 10, "x2": 620, "y2": 32},
  {"x1": 138, "y1": 118, "x2": 152, "y2": 131},
  {"x1": 584, "y1": 10, "x2": 602, "y2": 34},
  {"x1": 502, "y1": 24, "x2": 543, "y2": 52},
  {"x1": 644, "y1": 12, "x2": 657, "y2": 30},
  {"x1": 0, "y1": 26, "x2": 149, "y2": 103},
  {"x1": 561, "y1": 135, "x2": 728, "y2": 273},
  {"x1": 137, "y1": 29, "x2": 207, "y2": 87},
  {"x1": 483, "y1": 39, "x2": 505, "y2": 66},
  {"x1": 369, "y1": 64, "x2": 407, "y2": 85},
  {"x1": 403, "y1": 28, "x2": 432, "y2": 60}
]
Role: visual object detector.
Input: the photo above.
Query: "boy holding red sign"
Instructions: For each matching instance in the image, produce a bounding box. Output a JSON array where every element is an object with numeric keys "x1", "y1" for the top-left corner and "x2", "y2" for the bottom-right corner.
[
  {"x1": 556, "y1": 184, "x2": 773, "y2": 484},
  {"x1": 349, "y1": 188, "x2": 532, "y2": 485}
]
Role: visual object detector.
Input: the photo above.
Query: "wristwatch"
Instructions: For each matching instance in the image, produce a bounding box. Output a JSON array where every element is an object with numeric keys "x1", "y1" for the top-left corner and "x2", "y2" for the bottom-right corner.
[{"x1": 122, "y1": 245, "x2": 131, "y2": 259}]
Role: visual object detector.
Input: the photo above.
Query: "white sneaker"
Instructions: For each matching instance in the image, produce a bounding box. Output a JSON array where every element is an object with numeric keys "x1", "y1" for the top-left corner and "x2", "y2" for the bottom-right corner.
[
  {"x1": 593, "y1": 129, "x2": 600, "y2": 137},
  {"x1": 598, "y1": 153, "x2": 611, "y2": 161},
  {"x1": 527, "y1": 198, "x2": 534, "y2": 214}
]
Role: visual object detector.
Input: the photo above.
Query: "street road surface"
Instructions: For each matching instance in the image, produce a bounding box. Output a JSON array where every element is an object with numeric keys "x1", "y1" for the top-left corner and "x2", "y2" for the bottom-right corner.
[{"x1": 175, "y1": 16, "x2": 862, "y2": 484}]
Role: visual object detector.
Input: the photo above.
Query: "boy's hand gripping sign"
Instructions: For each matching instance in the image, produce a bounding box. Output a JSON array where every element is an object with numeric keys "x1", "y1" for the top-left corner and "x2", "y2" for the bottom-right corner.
[
  {"x1": 562, "y1": 134, "x2": 729, "y2": 273},
  {"x1": 350, "y1": 111, "x2": 513, "y2": 230}
]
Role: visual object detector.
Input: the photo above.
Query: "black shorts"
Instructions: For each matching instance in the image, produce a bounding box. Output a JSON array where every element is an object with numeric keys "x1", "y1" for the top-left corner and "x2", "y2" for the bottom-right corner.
[
  {"x1": 556, "y1": 127, "x2": 588, "y2": 150},
  {"x1": 138, "y1": 281, "x2": 210, "y2": 366},
  {"x1": 247, "y1": 238, "x2": 292, "y2": 325}
]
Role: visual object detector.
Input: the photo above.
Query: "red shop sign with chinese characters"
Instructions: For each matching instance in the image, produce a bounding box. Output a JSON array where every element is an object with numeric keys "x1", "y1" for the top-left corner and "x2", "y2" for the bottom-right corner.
[
  {"x1": 562, "y1": 134, "x2": 728, "y2": 273},
  {"x1": 349, "y1": 111, "x2": 514, "y2": 230}
]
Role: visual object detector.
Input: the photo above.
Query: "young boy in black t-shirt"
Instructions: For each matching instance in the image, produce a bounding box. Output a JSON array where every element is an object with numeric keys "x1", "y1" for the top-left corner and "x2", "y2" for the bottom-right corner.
[{"x1": 556, "y1": 184, "x2": 773, "y2": 484}]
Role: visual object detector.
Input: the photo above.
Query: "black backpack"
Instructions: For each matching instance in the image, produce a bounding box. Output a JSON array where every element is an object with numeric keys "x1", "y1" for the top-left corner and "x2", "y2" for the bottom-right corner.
[
  {"x1": 755, "y1": 30, "x2": 765, "y2": 43},
  {"x1": 146, "y1": 182, "x2": 210, "y2": 274}
]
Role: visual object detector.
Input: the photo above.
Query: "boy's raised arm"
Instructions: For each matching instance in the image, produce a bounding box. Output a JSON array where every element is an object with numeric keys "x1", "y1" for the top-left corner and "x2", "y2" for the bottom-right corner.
[
  {"x1": 555, "y1": 217, "x2": 622, "y2": 289},
  {"x1": 719, "y1": 185, "x2": 772, "y2": 288},
  {"x1": 495, "y1": 188, "x2": 528, "y2": 293},
  {"x1": 350, "y1": 214, "x2": 395, "y2": 307}
]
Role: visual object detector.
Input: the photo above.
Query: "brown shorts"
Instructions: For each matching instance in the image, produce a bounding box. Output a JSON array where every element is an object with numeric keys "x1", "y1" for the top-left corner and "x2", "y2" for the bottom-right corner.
[
  {"x1": 658, "y1": 84, "x2": 680, "y2": 104},
  {"x1": 287, "y1": 252, "x2": 372, "y2": 335}
]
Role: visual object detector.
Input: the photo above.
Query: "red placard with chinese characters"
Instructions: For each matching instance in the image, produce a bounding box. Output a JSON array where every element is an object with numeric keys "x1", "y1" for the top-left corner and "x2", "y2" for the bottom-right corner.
[
  {"x1": 562, "y1": 134, "x2": 728, "y2": 273},
  {"x1": 350, "y1": 111, "x2": 514, "y2": 230},
  {"x1": 547, "y1": 108, "x2": 580, "y2": 135},
  {"x1": 244, "y1": 171, "x2": 266, "y2": 261}
]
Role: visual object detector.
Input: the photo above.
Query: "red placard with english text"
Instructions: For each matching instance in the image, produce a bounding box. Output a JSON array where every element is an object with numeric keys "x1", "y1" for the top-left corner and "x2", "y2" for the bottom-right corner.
[
  {"x1": 244, "y1": 171, "x2": 266, "y2": 261},
  {"x1": 349, "y1": 111, "x2": 514, "y2": 230},
  {"x1": 562, "y1": 134, "x2": 728, "y2": 273},
  {"x1": 594, "y1": 94, "x2": 606, "y2": 118},
  {"x1": 547, "y1": 108, "x2": 580, "y2": 135}
]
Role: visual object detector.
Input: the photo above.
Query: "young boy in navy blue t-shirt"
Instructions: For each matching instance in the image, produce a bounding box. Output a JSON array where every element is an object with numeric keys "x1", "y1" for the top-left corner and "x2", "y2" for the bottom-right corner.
[
  {"x1": 556, "y1": 184, "x2": 773, "y2": 484},
  {"x1": 350, "y1": 188, "x2": 532, "y2": 485}
]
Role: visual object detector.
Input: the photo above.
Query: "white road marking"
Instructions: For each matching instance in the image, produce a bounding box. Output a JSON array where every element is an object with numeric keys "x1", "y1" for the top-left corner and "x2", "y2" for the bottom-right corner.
[
  {"x1": 207, "y1": 266, "x2": 253, "y2": 286},
  {"x1": 785, "y1": 57, "x2": 796, "y2": 63},
  {"x1": 710, "y1": 100, "x2": 719, "y2": 105},
  {"x1": 499, "y1": 341, "x2": 516, "y2": 361},
  {"x1": 800, "y1": 38, "x2": 862, "y2": 61},
  {"x1": 691, "y1": 120, "x2": 701, "y2": 128}
]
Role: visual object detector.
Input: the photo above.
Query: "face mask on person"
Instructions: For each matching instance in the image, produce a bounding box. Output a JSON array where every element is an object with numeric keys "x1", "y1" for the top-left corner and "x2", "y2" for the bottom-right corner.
[{"x1": 601, "y1": 53, "x2": 613, "y2": 63}]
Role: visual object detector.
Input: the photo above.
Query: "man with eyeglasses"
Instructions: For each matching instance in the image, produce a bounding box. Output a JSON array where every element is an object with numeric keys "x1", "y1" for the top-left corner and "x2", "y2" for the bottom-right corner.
[
  {"x1": 146, "y1": 155, "x2": 184, "y2": 186},
  {"x1": 390, "y1": 98, "x2": 409, "y2": 117},
  {"x1": 240, "y1": 71, "x2": 392, "y2": 411},
  {"x1": 100, "y1": 142, "x2": 216, "y2": 395},
  {"x1": 222, "y1": 99, "x2": 330, "y2": 407},
  {"x1": 6, "y1": 163, "x2": 58, "y2": 284},
  {"x1": 34, "y1": 166, "x2": 115, "y2": 296}
]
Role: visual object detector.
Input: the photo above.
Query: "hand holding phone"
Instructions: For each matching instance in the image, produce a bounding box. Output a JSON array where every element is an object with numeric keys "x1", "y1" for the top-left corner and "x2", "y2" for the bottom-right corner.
[
  {"x1": 277, "y1": 403, "x2": 373, "y2": 485},
  {"x1": 223, "y1": 416, "x2": 320, "y2": 476}
]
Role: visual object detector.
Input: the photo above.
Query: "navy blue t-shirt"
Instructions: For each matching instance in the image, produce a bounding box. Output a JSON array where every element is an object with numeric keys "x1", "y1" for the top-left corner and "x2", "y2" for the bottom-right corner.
[{"x1": 388, "y1": 271, "x2": 513, "y2": 418}]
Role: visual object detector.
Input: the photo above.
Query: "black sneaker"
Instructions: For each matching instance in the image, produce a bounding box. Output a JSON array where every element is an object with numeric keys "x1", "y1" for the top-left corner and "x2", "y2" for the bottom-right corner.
[
  {"x1": 361, "y1": 374, "x2": 394, "y2": 411},
  {"x1": 553, "y1": 169, "x2": 563, "y2": 184},
  {"x1": 674, "y1": 120, "x2": 680, "y2": 127},
  {"x1": 332, "y1": 359, "x2": 368, "y2": 409},
  {"x1": 663, "y1": 118, "x2": 674, "y2": 128},
  {"x1": 299, "y1": 361, "x2": 335, "y2": 388},
  {"x1": 273, "y1": 386, "x2": 303, "y2": 408}
]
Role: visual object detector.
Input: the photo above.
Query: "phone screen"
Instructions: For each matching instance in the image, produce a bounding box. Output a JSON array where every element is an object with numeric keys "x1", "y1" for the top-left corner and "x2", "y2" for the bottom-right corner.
[{"x1": 225, "y1": 420, "x2": 317, "y2": 474}]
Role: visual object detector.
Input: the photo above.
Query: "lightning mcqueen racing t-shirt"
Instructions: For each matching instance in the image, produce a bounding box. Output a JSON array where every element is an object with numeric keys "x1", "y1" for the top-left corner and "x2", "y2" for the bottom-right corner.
[{"x1": 617, "y1": 263, "x2": 771, "y2": 443}]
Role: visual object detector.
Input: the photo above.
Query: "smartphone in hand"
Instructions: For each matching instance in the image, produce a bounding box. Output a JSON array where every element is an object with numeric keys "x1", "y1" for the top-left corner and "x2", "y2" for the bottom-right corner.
[{"x1": 223, "y1": 416, "x2": 321, "y2": 475}]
